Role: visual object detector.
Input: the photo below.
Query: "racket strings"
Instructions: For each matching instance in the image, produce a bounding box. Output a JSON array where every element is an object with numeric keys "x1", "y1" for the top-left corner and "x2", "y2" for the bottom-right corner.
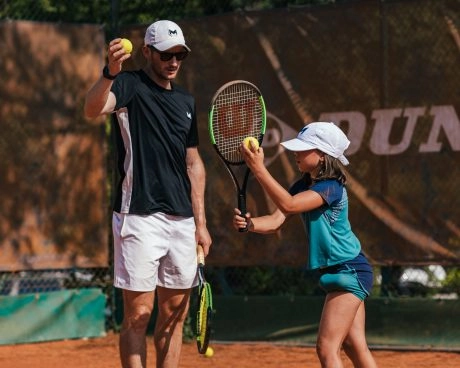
[
  {"x1": 198, "y1": 291, "x2": 208, "y2": 337},
  {"x1": 198, "y1": 266, "x2": 205, "y2": 286},
  {"x1": 196, "y1": 282, "x2": 212, "y2": 352},
  {"x1": 212, "y1": 84, "x2": 264, "y2": 164}
]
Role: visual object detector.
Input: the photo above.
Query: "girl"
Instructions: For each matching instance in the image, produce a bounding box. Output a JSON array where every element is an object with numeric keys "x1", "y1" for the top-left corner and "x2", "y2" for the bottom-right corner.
[{"x1": 234, "y1": 122, "x2": 378, "y2": 368}]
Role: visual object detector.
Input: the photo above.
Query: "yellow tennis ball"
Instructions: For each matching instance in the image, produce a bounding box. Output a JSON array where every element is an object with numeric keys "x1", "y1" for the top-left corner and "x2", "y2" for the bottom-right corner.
[
  {"x1": 243, "y1": 137, "x2": 259, "y2": 151},
  {"x1": 204, "y1": 346, "x2": 214, "y2": 357},
  {"x1": 120, "y1": 38, "x2": 133, "y2": 54}
]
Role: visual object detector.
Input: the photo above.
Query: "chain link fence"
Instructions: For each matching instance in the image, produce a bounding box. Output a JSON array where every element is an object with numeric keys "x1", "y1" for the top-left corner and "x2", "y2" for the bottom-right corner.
[{"x1": 1, "y1": 0, "x2": 459, "y2": 334}]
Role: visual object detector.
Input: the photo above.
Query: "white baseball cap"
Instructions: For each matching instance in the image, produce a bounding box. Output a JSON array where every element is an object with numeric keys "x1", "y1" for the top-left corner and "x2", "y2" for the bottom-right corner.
[
  {"x1": 144, "y1": 20, "x2": 191, "y2": 52},
  {"x1": 280, "y1": 122, "x2": 350, "y2": 165}
]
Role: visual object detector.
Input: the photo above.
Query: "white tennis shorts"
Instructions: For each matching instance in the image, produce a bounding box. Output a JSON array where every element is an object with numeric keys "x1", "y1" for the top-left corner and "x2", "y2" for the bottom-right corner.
[{"x1": 112, "y1": 211, "x2": 198, "y2": 291}]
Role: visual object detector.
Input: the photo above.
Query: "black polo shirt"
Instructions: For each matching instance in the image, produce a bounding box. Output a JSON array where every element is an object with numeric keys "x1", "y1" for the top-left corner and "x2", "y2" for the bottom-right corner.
[{"x1": 110, "y1": 70, "x2": 198, "y2": 216}]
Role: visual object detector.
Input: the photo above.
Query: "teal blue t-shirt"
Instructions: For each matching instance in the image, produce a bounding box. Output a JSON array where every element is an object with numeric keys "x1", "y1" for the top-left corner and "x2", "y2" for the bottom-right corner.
[{"x1": 289, "y1": 177, "x2": 361, "y2": 270}]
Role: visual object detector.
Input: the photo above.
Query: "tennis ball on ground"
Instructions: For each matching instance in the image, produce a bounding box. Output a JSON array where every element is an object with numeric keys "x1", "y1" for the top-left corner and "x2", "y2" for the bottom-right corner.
[
  {"x1": 120, "y1": 38, "x2": 133, "y2": 54},
  {"x1": 204, "y1": 346, "x2": 214, "y2": 358},
  {"x1": 243, "y1": 137, "x2": 259, "y2": 151}
]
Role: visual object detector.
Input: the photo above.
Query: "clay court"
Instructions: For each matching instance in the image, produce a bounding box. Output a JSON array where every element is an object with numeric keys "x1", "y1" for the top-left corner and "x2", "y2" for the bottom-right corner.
[{"x1": 1, "y1": 332, "x2": 459, "y2": 368}]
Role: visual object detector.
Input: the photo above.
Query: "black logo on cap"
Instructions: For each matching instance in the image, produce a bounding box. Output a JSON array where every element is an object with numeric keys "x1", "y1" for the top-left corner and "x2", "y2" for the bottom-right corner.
[
  {"x1": 168, "y1": 29, "x2": 178, "y2": 36},
  {"x1": 299, "y1": 126, "x2": 309, "y2": 135}
]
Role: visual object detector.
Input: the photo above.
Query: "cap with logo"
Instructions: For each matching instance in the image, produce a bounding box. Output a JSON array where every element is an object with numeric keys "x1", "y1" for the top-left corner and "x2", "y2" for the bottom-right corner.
[
  {"x1": 144, "y1": 20, "x2": 191, "y2": 52},
  {"x1": 280, "y1": 122, "x2": 350, "y2": 165}
]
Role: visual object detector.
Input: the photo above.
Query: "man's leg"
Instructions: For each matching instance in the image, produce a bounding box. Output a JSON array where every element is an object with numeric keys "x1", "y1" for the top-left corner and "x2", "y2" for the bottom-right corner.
[
  {"x1": 154, "y1": 286, "x2": 191, "y2": 368},
  {"x1": 119, "y1": 289, "x2": 155, "y2": 368}
]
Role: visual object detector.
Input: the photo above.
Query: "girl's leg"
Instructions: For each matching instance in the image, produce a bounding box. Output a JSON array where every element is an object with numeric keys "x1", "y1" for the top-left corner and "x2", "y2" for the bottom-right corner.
[
  {"x1": 342, "y1": 302, "x2": 378, "y2": 368},
  {"x1": 316, "y1": 291, "x2": 362, "y2": 368}
]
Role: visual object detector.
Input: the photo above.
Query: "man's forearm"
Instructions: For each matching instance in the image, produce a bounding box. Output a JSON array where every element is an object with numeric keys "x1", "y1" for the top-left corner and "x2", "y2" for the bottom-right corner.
[
  {"x1": 84, "y1": 76, "x2": 114, "y2": 119},
  {"x1": 188, "y1": 155, "x2": 207, "y2": 227}
]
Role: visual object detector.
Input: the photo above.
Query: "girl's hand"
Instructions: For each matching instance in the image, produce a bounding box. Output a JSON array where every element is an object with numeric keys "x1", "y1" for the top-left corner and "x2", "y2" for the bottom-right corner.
[
  {"x1": 233, "y1": 208, "x2": 252, "y2": 231},
  {"x1": 240, "y1": 142, "x2": 265, "y2": 171}
]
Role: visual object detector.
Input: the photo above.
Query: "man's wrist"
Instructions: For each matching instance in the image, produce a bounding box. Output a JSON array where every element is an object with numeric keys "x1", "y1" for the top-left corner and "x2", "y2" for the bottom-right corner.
[{"x1": 102, "y1": 65, "x2": 117, "y2": 80}]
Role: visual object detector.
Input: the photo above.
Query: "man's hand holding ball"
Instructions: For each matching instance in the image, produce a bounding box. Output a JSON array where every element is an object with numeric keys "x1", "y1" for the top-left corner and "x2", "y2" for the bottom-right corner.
[{"x1": 120, "y1": 38, "x2": 133, "y2": 54}]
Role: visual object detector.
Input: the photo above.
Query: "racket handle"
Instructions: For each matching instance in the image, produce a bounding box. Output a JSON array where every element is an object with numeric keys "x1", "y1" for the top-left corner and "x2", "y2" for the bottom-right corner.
[
  {"x1": 197, "y1": 244, "x2": 205, "y2": 265},
  {"x1": 238, "y1": 194, "x2": 248, "y2": 233}
]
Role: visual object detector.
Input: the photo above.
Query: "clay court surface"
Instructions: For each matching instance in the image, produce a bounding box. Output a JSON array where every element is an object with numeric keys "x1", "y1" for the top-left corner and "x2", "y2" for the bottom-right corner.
[{"x1": 0, "y1": 332, "x2": 459, "y2": 368}]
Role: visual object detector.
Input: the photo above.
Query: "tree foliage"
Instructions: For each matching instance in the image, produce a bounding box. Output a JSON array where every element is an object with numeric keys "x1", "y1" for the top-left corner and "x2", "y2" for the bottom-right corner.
[{"x1": 1, "y1": 0, "x2": 343, "y2": 25}]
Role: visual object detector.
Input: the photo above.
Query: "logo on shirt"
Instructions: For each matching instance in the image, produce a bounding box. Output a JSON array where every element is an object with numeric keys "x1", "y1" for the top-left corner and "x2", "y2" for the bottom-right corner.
[{"x1": 186, "y1": 112, "x2": 192, "y2": 119}]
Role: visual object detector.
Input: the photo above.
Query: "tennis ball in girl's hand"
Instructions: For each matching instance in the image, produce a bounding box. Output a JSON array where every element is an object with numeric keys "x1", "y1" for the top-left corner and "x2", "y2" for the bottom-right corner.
[
  {"x1": 243, "y1": 137, "x2": 259, "y2": 151},
  {"x1": 120, "y1": 38, "x2": 133, "y2": 53},
  {"x1": 204, "y1": 346, "x2": 214, "y2": 357}
]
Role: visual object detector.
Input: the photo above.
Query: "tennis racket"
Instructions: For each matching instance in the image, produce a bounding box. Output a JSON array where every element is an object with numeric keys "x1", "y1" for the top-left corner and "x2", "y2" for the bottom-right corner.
[
  {"x1": 208, "y1": 80, "x2": 267, "y2": 231},
  {"x1": 196, "y1": 245, "x2": 213, "y2": 354}
]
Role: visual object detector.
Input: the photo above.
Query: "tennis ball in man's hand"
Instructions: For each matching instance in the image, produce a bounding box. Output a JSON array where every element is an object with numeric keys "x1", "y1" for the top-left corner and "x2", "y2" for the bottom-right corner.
[
  {"x1": 204, "y1": 346, "x2": 214, "y2": 358},
  {"x1": 243, "y1": 137, "x2": 259, "y2": 151},
  {"x1": 120, "y1": 38, "x2": 133, "y2": 53}
]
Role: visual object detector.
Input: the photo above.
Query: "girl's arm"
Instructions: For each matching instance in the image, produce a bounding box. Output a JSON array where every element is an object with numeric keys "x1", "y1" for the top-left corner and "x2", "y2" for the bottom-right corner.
[
  {"x1": 241, "y1": 145, "x2": 324, "y2": 214},
  {"x1": 233, "y1": 208, "x2": 287, "y2": 234}
]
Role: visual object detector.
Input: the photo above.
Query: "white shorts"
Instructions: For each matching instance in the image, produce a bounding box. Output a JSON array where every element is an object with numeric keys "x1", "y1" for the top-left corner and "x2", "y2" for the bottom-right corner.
[{"x1": 112, "y1": 212, "x2": 198, "y2": 291}]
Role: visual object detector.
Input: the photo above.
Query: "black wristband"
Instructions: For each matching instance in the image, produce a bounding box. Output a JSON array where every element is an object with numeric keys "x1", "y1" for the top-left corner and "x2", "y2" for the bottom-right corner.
[{"x1": 102, "y1": 65, "x2": 117, "y2": 80}]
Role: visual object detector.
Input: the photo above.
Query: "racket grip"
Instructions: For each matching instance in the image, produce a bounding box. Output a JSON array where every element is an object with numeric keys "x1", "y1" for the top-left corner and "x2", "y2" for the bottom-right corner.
[
  {"x1": 238, "y1": 194, "x2": 248, "y2": 233},
  {"x1": 197, "y1": 245, "x2": 205, "y2": 265}
]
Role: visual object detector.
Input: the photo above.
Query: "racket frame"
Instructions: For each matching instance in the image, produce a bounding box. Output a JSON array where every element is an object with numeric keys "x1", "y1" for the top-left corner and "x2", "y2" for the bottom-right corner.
[
  {"x1": 196, "y1": 245, "x2": 213, "y2": 354},
  {"x1": 208, "y1": 80, "x2": 267, "y2": 231}
]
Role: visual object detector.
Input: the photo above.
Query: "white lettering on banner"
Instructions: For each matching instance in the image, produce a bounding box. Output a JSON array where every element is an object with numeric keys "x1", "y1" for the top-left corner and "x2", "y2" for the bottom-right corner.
[
  {"x1": 420, "y1": 105, "x2": 460, "y2": 152},
  {"x1": 319, "y1": 105, "x2": 460, "y2": 154},
  {"x1": 369, "y1": 107, "x2": 425, "y2": 155},
  {"x1": 264, "y1": 105, "x2": 459, "y2": 166}
]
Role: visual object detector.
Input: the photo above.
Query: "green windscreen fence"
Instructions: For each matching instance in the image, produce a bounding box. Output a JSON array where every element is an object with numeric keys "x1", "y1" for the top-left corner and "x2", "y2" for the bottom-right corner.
[
  {"x1": 210, "y1": 296, "x2": 460, "y2": 350},
  {"x1": 0, "y1": 289, "x2": 106, "y2": 345}
]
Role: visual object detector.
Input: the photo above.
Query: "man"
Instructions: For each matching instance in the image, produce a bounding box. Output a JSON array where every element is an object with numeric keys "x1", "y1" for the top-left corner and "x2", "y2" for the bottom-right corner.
[{"x1": 84, "y1": 20, "x2": 212, "y2": 368}]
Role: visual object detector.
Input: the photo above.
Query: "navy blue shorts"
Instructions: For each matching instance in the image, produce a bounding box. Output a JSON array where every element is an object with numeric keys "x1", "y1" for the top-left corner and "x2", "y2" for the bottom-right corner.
[{"x1": 318, "y1": 252, "x2": 374, "y2": 300}]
